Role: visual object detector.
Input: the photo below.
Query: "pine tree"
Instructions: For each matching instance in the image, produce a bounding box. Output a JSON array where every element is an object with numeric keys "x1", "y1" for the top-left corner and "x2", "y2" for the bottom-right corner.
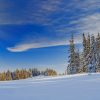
[
  {"x1": 74, "y1": 50, "x2": 80, "y2": 73},
  {"x1": 87, "y1": 34, "x2": 91, "y2": 54},
  {"x1": 82, "y1": 33, "x2": 88, "y2": 72},
  {"x1": 96, "y1": 33, "x2": 100, "y2": 72},
  {"x1": 67, "y1": 34, "x2": 77, "y2": 74},
  {"x1": 6, "y1": 70, "x2": 12, "y2": 80},
  {"x1": 83, "y1": 33, "x2": 87, "y2": 57},
  {"x1": 87, "y1": 35, "x2": 96, "y2": 73}
]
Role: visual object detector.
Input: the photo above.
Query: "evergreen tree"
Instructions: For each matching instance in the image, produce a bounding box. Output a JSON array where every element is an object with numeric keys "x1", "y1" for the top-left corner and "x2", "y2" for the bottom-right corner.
[
  {"x1": 74, "y1": 50, "x2": 80, "y2": 73},
  {"x1": 6, "y1": 70, "x2": 12, "y2": 80},
  {"x1": 67, "y1": 34, "x2": 77, "y2": 74},
  {"x1": 87, "y1": 35, "x2": 96, "y2": 73},
  {"x1": 96, "y1": 33, "x2": 100, "y2": 72},
  {"x1": 83, "y1": 33, "x2": 87, "y2": 57},
  {"x1": 87, "y1": 34, "x2": 91, "y2": 55}
]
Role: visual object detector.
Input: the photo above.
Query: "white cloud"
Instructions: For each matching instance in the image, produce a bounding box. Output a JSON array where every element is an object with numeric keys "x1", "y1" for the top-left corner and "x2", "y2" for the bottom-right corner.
[
  {"x1": 74, "y1": 13, "x2": 100, "y2": 36},
  {"x1": 7, "y1": 36, "x2": 82, "y2": 52},
  {"x1": 7, "y1": 40, "x2": 67, "y2": 52},
  {"x1": 55, "y1": 13, "x2": 100, "y2": 37}
]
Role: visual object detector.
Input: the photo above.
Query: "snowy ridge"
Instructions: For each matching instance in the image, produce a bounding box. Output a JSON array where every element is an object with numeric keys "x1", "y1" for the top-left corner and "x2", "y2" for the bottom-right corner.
[
  {"x1": 0, "y1": 73, "x2": 100, "y2": 100},
  {"x1": 0, "y1": 73, "x2": 95, "y2": 83}
]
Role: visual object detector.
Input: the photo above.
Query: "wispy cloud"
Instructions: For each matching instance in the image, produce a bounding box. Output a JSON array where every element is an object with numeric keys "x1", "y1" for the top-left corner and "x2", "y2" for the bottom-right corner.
[
  {"x1": 63, "y1": 13, "x2": 100, "y2": 36},
  {"x1": 7, "y1": 40, "x2": 66, "y2": 52},
  {"x1": 7, "y1": 35, "x2": 82, "y2": 52},
  {"x1": 76, "y1": 13, "x2": 100, "y2": 35},
  {"x1": 0, "y1": 0, "x2": 62, "y2": 25},
  {"x1": 0, "y1": 0, "x2": 99, "y2": 25},
  {"x1": 1, "y1": 0, "x2": 100, "y2": 52}
]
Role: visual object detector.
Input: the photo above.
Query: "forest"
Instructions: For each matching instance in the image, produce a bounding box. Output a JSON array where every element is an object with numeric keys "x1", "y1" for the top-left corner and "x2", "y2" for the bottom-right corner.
[
  {"x1": 0, "y1": 68, "x2": 57, "y2": 81},
  {"x1": 67, "y1": 33, "x2": 100, "y2": 74}
]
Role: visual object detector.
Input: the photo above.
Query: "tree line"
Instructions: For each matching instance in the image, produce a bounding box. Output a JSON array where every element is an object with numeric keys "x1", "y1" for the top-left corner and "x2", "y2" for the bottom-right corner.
[
  {"x1": 67, "y1": 33, "x2": 100, "y2": 74},
  {"x1": 0, "y1": 68, "x2": 57, "y2": 81}
]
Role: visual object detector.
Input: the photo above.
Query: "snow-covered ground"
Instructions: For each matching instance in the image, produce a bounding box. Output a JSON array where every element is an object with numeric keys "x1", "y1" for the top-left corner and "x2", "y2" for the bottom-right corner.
[{"x1": 0, "y1": 73, "x2": 100, "y2": 100}]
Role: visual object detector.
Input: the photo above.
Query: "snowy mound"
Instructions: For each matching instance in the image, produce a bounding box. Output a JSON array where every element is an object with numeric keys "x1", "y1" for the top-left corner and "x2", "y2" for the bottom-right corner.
[{"x1": 0, "y1": 73, "x2": 100, "y2": 100}]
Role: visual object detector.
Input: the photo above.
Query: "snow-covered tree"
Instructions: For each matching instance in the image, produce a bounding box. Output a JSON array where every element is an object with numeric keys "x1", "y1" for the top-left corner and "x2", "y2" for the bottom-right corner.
[
  {"x1": 67, "y1": 34, "x2": 77, "y2": 74},
  {"x1": 86, "y1": 35, "x2": 96, "y2": 73},
  {"x1": 95, "y1": 33, "x2": 100, "y2": 72},
  {"x1": 83, "y1": 33, "x2": 87, "y2": 58},
  {"x1": 67, "y1": 33, "x2": 100, "y2": 74}
]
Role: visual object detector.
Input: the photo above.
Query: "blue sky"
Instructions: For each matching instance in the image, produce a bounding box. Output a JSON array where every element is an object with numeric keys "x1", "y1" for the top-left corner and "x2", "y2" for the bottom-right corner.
[{"x1": 0, "y1": 0, "x2": 100, "y2": 72}]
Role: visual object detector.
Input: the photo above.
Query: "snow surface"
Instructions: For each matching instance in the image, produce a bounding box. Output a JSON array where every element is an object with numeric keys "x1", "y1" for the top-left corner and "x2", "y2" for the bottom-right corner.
[{"x1": 0, "y1": 73, "x2": 100, "y2": 100}]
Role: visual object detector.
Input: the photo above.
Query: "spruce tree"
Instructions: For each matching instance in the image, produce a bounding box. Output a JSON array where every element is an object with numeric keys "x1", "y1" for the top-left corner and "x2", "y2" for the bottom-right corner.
[
  {"x1": 82, "y1": 33, "x2": 88, "y2": 72},
  {"x1": 96, "y1": 33, "x2": 100, "y2": 72},
  {"x1": 6, "y1": 70, "x2": 12, "y2": 80},
  {"x1": 74, "y1": 50, "x2": 80, "y2": 73},
  {"x1": 87, "y1": 35, "x2": 96, "y2": 73},
  {"x1": 87, "y1": 33, "x2": 91, "y2": 54},
  {"x1": 83, "y1": 33, "x2": 87, "y2": 57},
  {"x1": 67, "y1": 34, "x2": 76, "y2": 74}
]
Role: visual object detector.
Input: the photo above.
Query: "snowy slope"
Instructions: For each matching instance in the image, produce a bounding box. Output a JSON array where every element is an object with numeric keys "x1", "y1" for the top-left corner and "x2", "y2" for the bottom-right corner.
[{"x1": 0, "y1": 73, "x2": 100, "y2": 100}]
